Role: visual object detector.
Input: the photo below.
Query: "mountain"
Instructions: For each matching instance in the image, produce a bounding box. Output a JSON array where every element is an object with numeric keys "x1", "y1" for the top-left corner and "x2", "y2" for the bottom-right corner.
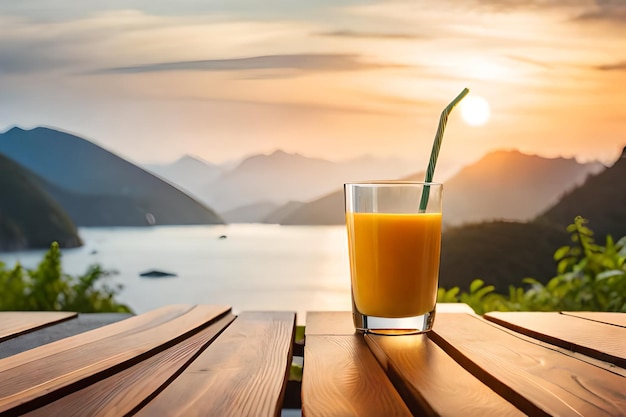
[
  {"x1": 221, "y1": 201, "x2": 280, "y2": 224},
  {"x1": 0, "y1": 127, "x2": 224, "y2": 227},
  {"x1": 278, "y1": 190, "x2": 344, "y2": 226},
  {"x1": 439, "y1": 220, "x2": 569, "y2": 291},
  {"x1": 196, "y1": 150, "x2": 416, "y2": 213},
  {"x1": 0, "y1": 153, "x2": 82, "y2": 250},
  {"x1": 267, "y1": 150, "x2": 602, "y2": 226},
  {"x1": 263, "y1": 201, "x2": 305, "y2": 224},
  {"x1": 441, "y1": 150, "x2": 604, "y2": 226},
  {"x1": 267, "y1": 171, "x2": 426, "y2": 225},
  {"x1": 537, "y1": 146, "x2": 626, "y2": 240},
  {"x1": 144, "y1": 155, "x2": 222, "y2": 199}
]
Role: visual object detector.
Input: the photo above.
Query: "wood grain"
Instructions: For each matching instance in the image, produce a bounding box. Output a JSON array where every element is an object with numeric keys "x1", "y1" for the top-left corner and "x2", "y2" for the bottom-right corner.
[
  {"x1": 561, "y1": 311, "x2": 626, "y2": 328},
  {"x1": 485, "y1": 311, "x2": 626, "y2": 368},
  {"x1": 305, "y1": 311, "x2": 355, "y2": 336},
  {"x1": 21, "y1": 313, "x2": 236, "y2": 417},
  {"x1": 0, "y1": 304, "x2": 231, "y2": 415},
  {"x1": 432, "y1": 313, "x2": 626, "y2": 417},
  {"x1": 366, "y1": 333, "x2": 525, "y2": 417},
  {"x1": 0, "y1": 312, "x2": 77, "y2": 342},
  {"x1": 303, "y1": 312, "x2": 412, "y2": 417},
  {"x1": 135, "y1": 311, "x2": 296, "y2": 417},
  {"x1": 303, "y1": 335, "x2": 412, "y2": 417}
]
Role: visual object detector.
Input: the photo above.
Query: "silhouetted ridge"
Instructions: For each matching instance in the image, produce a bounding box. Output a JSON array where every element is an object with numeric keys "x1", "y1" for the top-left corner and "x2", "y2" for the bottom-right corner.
[
  {"x1": 439, "y1": 220, "x2": 569, "y2": 291},
  {"x1": 537, "y1": 146, "x2": 626, "y2": 239},
  {"x1": 0, "y1": 127, "x2": 224, "y2": 227},
  {"x1": 0, "y1": 153, "x2": 82, "y2": 250},
  {"x1": 443, "y1": 149, "x2": 604, "y2": 226}
]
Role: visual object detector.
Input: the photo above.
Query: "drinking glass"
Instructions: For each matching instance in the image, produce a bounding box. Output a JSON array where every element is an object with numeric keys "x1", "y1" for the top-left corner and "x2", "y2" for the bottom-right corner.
[{"x1": 344, "y1": 181, "x2": 442, "y2": 335}]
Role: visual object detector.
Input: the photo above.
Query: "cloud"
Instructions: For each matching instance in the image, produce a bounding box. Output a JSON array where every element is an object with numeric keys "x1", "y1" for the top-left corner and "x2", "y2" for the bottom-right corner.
[
  {"x1": 0, "y1": 12, "x2": 172, "y2": 75},
  {"x1": 98, "y1": 54, "x2": 407, "y2": 75},
  {"x1": 427, "y1": 0, "x2": 587, "y2": 13},
  {"x1": 176, "y1": 95, "x2": 400, "y2": 116},
  {"x1": 0, "y1": 0, "x2": 373, "y2": 21},
  {"x1": 564, "y1": 0, "x2": 626, "y2": 22},
  {"x1": 505, "y1": 55, "x2": 553, "y2": 70},
  {"x1": 432, "y1": 0, "x2": 625, "y2": 23},
  {"x1": 0, "y1": 36, "x2": 84, "y2": 75},
  {"x1": 316, "y1": 30, "x2": 426, "y2": 40},
  {"x1": 595, "y1": 61, "x2": 626, "y2": 71}
]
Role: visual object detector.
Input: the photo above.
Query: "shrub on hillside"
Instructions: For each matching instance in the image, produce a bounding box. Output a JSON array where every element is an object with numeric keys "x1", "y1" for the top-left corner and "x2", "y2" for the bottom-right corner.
[
  {"x1": 0, "y1": 242, "x2": 132, "y2": 313},
  {"x1": 438, "y1": 217, "x2": 626, "y2": 313}
]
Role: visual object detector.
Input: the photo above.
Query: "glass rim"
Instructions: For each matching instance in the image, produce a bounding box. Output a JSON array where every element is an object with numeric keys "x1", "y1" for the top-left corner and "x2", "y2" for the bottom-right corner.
[{"x1": 344, "y1": 180, "x2": 442, "y2": 186}]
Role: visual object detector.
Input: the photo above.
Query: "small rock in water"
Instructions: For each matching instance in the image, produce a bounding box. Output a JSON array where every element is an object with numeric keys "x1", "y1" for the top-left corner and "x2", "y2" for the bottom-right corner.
[
  {"x1": 139, "y1": 269, "x2": 177, "y2": 278},
  {"x1": 219, "y1": 235, "x2": 227, "y2": 239}
]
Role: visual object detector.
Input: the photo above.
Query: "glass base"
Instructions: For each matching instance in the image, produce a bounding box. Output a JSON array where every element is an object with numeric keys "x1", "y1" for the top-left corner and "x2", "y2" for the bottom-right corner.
[{"x1": 353, "y1": 308, "x2": 436, "y2": 335}]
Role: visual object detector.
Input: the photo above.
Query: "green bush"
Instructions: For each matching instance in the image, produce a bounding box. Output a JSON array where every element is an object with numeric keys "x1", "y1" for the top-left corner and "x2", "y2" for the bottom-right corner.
[
  {"x1": 0, "y1": 242, "x2": 133, "y2": 313},
  {"x1": 438, "y1": 217, "x2": 626, "y2": 314}
]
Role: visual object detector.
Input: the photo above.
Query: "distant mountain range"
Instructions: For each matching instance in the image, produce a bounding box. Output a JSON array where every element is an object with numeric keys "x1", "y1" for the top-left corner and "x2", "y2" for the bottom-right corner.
[
  {"x1": 0, "y1": 153, "x2": 81, "y2": 250},
  {"x1": 0, "y1": 127, "x2": 224, "y2": 227},
  {"x1": 148, "y1": 150, "x2": 417, "y2": 215},
  {"x1": 443, "y1": 149, "x2": 604, "y2": 226},
  {"x1": 3, "y1": 124, "x2": 624, "y2": 295},
  {"x1": 265, "y1": 150, "x2": 604, "y2": 226},
  {"x1": 274, "y1": 171, "x2": 426, "y2": 225},
  {"x1": 440, "y1": 146, "x2": 626, "y2": 291},
  {"x1": 144, "y1": 155, "x2": 222, "y2": 199}
]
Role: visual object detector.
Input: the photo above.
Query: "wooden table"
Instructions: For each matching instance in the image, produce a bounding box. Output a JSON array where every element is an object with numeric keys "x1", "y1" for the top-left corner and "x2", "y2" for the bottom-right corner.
[{"x1": 1, "y1": 306, "x2": 625, "y2": 416}]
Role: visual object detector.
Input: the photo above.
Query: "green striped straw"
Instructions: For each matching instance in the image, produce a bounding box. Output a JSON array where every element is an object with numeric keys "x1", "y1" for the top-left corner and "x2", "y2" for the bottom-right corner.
[{"x1": 419, "y1": 87, "x2": 470, "y2": 212}]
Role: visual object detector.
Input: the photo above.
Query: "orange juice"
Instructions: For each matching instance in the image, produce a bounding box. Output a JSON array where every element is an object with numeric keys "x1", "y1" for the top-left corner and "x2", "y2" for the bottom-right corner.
[{"x1": 346, "y1": 212, "x2": 442, "y2": 318}]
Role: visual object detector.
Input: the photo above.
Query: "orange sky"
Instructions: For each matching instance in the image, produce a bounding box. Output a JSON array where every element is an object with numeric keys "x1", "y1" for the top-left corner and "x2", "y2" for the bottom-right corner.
[{"x1": 0, "y1": 0, "x2": 625, "y2": 173}]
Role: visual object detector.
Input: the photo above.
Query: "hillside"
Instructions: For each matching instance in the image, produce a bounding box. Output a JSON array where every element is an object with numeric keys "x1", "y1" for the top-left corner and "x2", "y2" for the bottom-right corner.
[
  {"x1": 443, "y1": 149, "x2": 604, "y2": 226},
  {"x1": 270, "y1": 171, "x2": 426, "y2": 225},
  {"x1": 0, "y1": 127, "x2": 224, "y2": 227},
  {"x1": 278, "y1": 190, "x2": 343, "y2": 225},
  {"x1": 0, "y1": 153, "x2": 82, "y2": 250},
  {"x1": 197, "y1": 150, "x2": 416, "y2": 213},
  {"x1": 221, "y1": 201, "x2": 280, "y2": 224},
  {"x1": 266, "y1": 151, "x2": 601, "y2": 226},
  {"x1": 537, "y1": 146, "x2": 626, "y2": 239},
  {"x1": 439, "y1": 220, "x2": 569, "y2": 291},
  {"x1": 144, "y1": 155, "x2": 222, "y2": 199},
  {"x1": 263, "y1": 201, "x2": 305, "y2": 224}
]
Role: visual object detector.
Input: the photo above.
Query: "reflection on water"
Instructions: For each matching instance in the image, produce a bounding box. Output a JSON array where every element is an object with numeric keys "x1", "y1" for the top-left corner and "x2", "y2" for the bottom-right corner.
[{"x1": 0, "y1": 224, "x2": 352, "y2": 324}]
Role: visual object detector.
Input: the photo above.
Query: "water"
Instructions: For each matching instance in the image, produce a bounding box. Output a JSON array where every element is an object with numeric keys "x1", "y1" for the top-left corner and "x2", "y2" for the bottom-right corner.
[{"x1": 0, "y1": 225, "x2": 353, "y2": 324}]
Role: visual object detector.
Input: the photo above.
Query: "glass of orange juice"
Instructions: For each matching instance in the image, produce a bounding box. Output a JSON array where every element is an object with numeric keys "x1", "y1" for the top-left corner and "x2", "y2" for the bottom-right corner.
[{"x1": 344, "y1": 181, "x2": 442, "y2": 334}]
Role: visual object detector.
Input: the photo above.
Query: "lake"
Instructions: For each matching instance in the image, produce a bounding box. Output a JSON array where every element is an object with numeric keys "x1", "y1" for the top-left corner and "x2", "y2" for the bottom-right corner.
[{"x1": 0, "y1": 225, "x2": 353, "y2": 324}]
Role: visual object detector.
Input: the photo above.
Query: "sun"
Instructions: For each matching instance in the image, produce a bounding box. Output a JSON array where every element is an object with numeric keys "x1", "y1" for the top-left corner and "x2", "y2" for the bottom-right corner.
[{"x1": 461, "y1": 96, "x2": 490, "y2": 126}]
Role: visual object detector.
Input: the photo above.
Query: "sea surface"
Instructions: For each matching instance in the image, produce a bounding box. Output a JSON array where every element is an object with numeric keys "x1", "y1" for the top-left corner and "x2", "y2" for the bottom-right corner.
[{"x1": 0, "y1": 225, "x2": 353, "y2": 324}]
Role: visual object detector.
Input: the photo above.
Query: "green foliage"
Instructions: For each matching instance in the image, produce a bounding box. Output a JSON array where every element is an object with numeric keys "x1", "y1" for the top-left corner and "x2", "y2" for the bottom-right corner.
[
  {"x1": 438, "y1": 217, "x2": 626, "y2": 313},
  {"x1": 0, "y1": 242, "x2": 133, "y2": 313},
  {"x1": 440, "y1": 220, "x2": 569, "y2": 292}
]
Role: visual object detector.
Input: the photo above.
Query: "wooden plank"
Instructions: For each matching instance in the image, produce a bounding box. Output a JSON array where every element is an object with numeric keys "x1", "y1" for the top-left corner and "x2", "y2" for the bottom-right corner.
[
  {"x1": 303, "y1": 312, "x2": 412, "y2": 417},
  {"x1": 432, "y1": 313, "x2": 626, "y2": 417},
  {"x1": 0, "y1": 304, "x2": 231, "y2": 416},
  {"x1": 304, "y1": 305, "x2": 475, "y2": 337},
  {"x1": 22, "y1": 313, "x2": 236, "y2": 417},
  {"x1": 0, "y1": 313, "x2": 133, "y2": 360},
  {"x1": 366, "y1": 333, "x2": 525, "y2": 417},
  {"x1": 305, "y1": 311, "x2": 355, "y2": 336},
  {"x1": 135, "y1": 311, "x2": 296, "y2": 417},
  {"x1": 485, "y1": 311, "x2": 626, "y2": 368},
  {"x1": 561, "y1": 311, "x2": 626, "y2": 328},
  {"x1": 0, "y1": 312, "x2": 77, "y2": 342}
]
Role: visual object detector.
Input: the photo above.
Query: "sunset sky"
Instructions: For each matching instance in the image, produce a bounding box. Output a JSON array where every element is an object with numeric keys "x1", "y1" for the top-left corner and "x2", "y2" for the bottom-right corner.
[{"x1": 1, "y1": 0, "x2": 625, "y2": 174}]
